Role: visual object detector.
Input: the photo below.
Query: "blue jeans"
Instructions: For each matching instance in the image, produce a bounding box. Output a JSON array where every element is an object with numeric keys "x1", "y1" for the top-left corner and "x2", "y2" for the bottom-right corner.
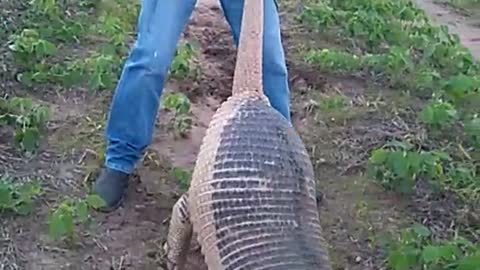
[{"x1": 105, "y1": 0, "x2": 291, "y2": 174}]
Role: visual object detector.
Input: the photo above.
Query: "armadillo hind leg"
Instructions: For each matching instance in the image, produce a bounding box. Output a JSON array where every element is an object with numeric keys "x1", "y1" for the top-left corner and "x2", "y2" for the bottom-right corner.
[{"x1": 164, "y1": 193, "x2": 193, "y2": 270}]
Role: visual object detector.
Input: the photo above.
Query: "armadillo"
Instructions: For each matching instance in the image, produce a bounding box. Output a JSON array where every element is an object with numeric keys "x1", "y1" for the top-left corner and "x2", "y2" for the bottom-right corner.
[{"x1": 163, "y1": 0, "x2": 332, "y2": 269}]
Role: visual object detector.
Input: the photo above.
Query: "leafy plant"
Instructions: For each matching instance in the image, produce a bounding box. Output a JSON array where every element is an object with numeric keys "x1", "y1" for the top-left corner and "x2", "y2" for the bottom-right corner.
[
  {"x1": 301, "y1": 0, "x2": 480, "y2": 206},
  {"x1": 442, "y1": 74, "x2": 480, "y2": 105},
  {"x1": 170, "y1": 42, "x2": 198, "y2": 79},
  {"x1": 44, "y1": 19, "x2": 86, "y2": 43},
  {"x1": 30, "y1": 0, "x2": 61, "y2": 18},
  {"x1": 367, "y1": 141, "x2": 450, "y2": 194},
  {"x1": 8, "y1": 29, "x2": 57, "y2": 65},
  {"x1": 299, "y1": 0, "x2": 480, "y2": 108},
  {"x1": 18, "y1": 53, "x2": 120, "y2": 90},
  {"x1": 0, "y1": 97, "x2": 50, "y2": 152},
  {"x1": 384, "y1": 223, "x2": 480, "y2": 270},
  {"x1": 464, "y1": 116, "x2": 480, "y2": 148},
  {"x1": 368, "y1": 140, "x2": 480, "y2": 202},
  {"x1": 304, "y1": 48, "x2": 363, "y2": 73},
  {"x1": 0, "y1": 176, "x2": 42, "y2": 216},
  {"x1": 47, "y1": 194, "x2": 106, "y2": 241},
  {"x1": 91, "y1": 13, "x2": 129, "y2": 51},
  {"x1": 8, "y1": 0, "x2": 136, "y2": 91},
  {"x1": 84, "y1": 53, "x2": 120, "y2": 90},
  {"x1": 420, "y1": 100, "x2": 458, "y2": 129},
  {"x1": 162, "y1": 93, "x2": 193, "y2": 137},
  {"x1": 171, "y1": 167, "x2": 192, "y2": 191},
  {"x1": 444, "y1": 164, "x2": 480, "y2": 202}
]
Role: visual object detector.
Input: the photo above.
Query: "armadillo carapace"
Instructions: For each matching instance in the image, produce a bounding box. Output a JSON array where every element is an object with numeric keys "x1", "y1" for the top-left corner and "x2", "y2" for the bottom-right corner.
[{"x1": 163, "y1": 0, "x2": 332, "y2": 269}]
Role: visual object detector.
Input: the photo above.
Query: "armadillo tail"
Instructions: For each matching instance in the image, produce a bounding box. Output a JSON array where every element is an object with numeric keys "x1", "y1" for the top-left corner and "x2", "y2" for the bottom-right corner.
[{"x1": 231, "y1": 0, "x2": 264, "y2": 97}]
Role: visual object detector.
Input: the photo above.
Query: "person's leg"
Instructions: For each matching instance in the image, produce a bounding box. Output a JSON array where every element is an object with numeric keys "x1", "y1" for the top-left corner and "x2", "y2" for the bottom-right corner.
[
  {"x1": 95, "y1": 0, "x2": 197, "y2": 211},
  {"x1": 220, "y1": 0, "x2": 291, "y2": 122}
]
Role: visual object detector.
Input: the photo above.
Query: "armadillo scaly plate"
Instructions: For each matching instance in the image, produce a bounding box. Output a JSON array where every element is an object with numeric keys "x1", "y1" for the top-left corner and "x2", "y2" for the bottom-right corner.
[{"x1": 163, "y1": 0, "x2": 333, "y2": 269}]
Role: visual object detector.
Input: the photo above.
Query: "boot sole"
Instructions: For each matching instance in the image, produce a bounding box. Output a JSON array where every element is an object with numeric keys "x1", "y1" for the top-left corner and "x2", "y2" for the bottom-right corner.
[{"x1": 95, "y1": 193, "x2": 126, "y2": 213}]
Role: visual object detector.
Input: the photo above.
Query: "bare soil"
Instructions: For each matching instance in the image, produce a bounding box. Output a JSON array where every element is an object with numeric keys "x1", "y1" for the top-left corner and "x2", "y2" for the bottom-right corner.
[{"x1": 1, "y1": 0, "x2": 479, "y2": 270}]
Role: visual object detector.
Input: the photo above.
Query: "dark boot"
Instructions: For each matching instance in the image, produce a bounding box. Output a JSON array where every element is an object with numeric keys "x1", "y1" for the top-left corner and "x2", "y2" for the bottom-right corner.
[{"x1": 93, "y1": 168, "x2": 130, "y2": 212}]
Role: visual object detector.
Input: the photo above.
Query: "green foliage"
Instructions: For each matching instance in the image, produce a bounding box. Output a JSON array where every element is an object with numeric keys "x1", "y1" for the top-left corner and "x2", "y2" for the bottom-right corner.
[
  {"x1": 304, "y1": 48, "x2": 362, "y2": 73},
  {"x1": 368, "y1": 141, "x2": 449, "y2": 194},
  {"x1": 171, "y1": 167, "x2": 192, "y2": 191},
  {"x1": 0, "y1": 97, "x2": 50, "y2": 152},
  {"x1": 30, "y1": 0, "x2": 60, "y2": 18},
  {"x1": 301, "y1": 0, "x2": 480, "y2": 203},
  {"x1": 420, "y1": 100, "x2": 458, "y2": 129},
  {"x1": 8, "y1": 0, "x2": 193, "y2": 91},
  {"x1": 162, "y1": 93, "x2": 193, "y2": 137},
  {"x1": 299, "y1": 0, "x2": 480, "y2": 104},
  {"x1": 91, "y1": 13, "x2": 129, "y2": 52},
  {"x1": 319, "y1": 94, "x2": 348, "y2": 111},
  {"x1": 170, "y1": 42, "x2": 199, "y2": 80},
  {"x1": 444, "y1": 164, "x2": 479, "y2": 201},
  {"x1": 162, "y1": 93, "x2": 191, "y2": 115},
  {"x1": 296, "y1": 2, "x2": 340, "y2": 27},
  {"x1": 384, "y1": 224, "x2": 480, "y2": 270},
  {"x1": 368, "y1": 141, "x2": 480, "y2": 201},
  {"x1": 0, "y1": 176, "x2": 42, "y2": 216},
  {"x1": 464, "y1": 116, "x2": 480, "y2": 148},
  {"x1": 8, "y1": 29, "x2": 57, "y2": 65},
  {"x1": 19, "y1": 53, "x2": 121, "y2": 90},
  {"x1": 7, "y1": 0, "x2": 135, "y2": 90},
  {"x1": 47, "y1": 194, "x2": 106, "y2": 241}
]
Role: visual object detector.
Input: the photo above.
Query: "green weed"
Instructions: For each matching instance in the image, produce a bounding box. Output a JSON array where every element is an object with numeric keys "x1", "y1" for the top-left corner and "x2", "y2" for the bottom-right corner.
[
  {"x1": 9, "y1": 0, "x2": 191, "y2": 92},
  {"x1": 464, "y1": 116, "x2": 480, "y2": 148},
  {"x1": 170, "y1": 42, "x2": 199, "y2": 80},
  {"x1": 384, "y1": 223, "x2": 480, "y2": 270},
  {"x1": 304, "y1": 48, "x2": 362, "y2": 73},
  {"x1": 298, "y1": 0, "x2": 480, "y2": 101},
  {"x1": 0, "y1": 176, "x2": 42, "y2": 216},
  {"x1": 171, "y1": 167, "x2": 192, "y2": 191},
  {"x1": 368, "y1": 140, "x2": 480, "y2": 201},
  {"x1": 300, "y1": 0, "x2": 480, "y2": 204},
  {"x1": 0, "y1": 97, "x2": 50, "y2": 152},
  {"x1": 319, "y1": 94, "x2": 349, "y2": 111},
  {"x1": 30, "y1": 0, "x2": 61, "y2": 19},
  {"x1": 47, "y1": 194, "x2": 106, "y2": 241},
  {"x1": 7, "y1": 0, "x2": 131, "y2": 90},
  {"x1": 8, "y1": 29, "x2": 57, "y2": 66},
  {"x1": 162, "y1": 93, "x2": 193, "y2": 137},
  {"x1": 367, "y1": 141, "x2": 449, "y2": 194},
  {"x1": 420, "y1": 99, "x2": 458, "y2": 129}
]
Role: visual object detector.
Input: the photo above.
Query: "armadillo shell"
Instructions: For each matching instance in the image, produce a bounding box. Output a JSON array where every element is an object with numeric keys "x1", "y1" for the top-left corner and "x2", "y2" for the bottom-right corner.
[{"x1": 188, "y1": 94, "x2": 332, "y2": 270}]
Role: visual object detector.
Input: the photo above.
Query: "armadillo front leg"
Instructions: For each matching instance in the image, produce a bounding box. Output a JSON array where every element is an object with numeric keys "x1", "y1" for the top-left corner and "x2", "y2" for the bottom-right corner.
[{"x1": 164, "y1": 193, "x2": 192, "y2": 270}]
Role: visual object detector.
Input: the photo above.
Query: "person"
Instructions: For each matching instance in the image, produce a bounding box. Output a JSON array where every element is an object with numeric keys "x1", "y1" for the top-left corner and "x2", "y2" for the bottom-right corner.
[{"x1": 94, "y1": 0, "x2": 292, "y2": 212}]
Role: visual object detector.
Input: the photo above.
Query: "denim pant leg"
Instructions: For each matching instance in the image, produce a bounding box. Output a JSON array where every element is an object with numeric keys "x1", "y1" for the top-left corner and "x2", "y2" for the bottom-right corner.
[
  {"x1": 105, "y1": 0, "x2": 197, "y2": 174},
  {"x1": 220, "y1": 0, "x2": 291, "y2": 122}
]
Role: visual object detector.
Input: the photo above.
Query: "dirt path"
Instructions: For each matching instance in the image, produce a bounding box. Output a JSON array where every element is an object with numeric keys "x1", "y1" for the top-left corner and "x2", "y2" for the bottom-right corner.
[{"x1": 415, "y1": 0, "x2": 480, "y2": 58}]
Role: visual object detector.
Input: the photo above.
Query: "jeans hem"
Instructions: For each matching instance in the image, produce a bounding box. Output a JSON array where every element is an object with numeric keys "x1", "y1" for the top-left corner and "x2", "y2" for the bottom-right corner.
[{"x1": 105, "y1": 161, "x2": 135, "y2": 175}]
